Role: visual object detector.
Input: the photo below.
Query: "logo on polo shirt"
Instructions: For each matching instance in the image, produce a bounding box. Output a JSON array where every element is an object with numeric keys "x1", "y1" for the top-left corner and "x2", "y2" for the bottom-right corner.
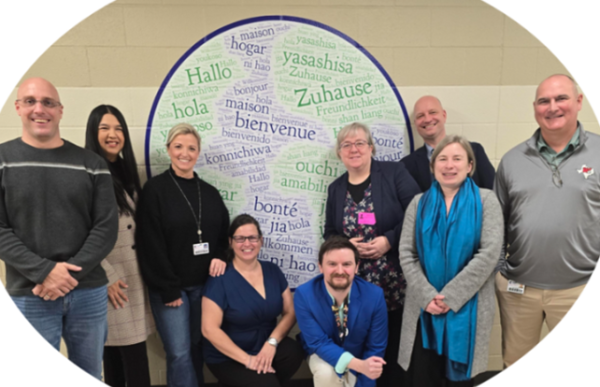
[{"x1": 578, "y1": 165, "x2": 594, "y2": 179}]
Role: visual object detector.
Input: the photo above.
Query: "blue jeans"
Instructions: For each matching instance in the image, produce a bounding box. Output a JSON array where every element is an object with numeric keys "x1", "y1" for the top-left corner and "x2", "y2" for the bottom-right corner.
[
  {"x1": 11, "y1": 286, "x2": 108, "y2": 380},
  {"x1": 149, "y1": 285, "x2": 204, "y2": 387}
]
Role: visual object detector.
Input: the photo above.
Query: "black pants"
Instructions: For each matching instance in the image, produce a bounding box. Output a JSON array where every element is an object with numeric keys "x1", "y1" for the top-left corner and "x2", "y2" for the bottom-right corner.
[
  {"x1": 103, "y1": 341, "x2": 151, "y2": 387},
  {"x1": 378, "y1": 307, "x2": 405, "y2": 387},
  {"x1": 207, "y1": 337, "x2": 304, "y2": 387},
  {"x1": 404, "y1": 324, "x2": 474, "y2": 387}
]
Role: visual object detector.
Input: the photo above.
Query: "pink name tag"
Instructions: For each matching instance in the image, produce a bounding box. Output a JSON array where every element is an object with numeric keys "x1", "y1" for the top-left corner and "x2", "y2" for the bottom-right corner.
[{"x1": 358, "y1": 212, "x2": 376, "y2": 225}]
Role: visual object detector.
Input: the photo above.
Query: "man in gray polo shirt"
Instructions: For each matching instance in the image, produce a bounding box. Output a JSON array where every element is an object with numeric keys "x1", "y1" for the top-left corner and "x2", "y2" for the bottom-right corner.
[{"x1": 494, "y1": 74, "x2": 600, "y2": 367}]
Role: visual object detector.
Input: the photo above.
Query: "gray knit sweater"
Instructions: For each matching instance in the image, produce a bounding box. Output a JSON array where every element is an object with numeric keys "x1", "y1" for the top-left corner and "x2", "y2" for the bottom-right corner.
[
  {"x1": 0, "y1": 138, "x2": 118, "y2": 296},
  {"x1": 398, "y1": 189, "x2": 503, "y2": 377},
  {"x1": 494, "y1": 125, "x2": 600, "y2": 289}
]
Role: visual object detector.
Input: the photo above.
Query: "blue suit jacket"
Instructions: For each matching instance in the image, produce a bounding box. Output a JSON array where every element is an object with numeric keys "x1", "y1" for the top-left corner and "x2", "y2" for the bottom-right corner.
[
  {"x1": 324, "y1": 159, "x2": 420, "y2": 264},
  {"x1": 400, "y1": 142, "x2": 495, "y2": 192},
  {"x1": 294, "y1": 275, "x2": 388, "y2": 387}
]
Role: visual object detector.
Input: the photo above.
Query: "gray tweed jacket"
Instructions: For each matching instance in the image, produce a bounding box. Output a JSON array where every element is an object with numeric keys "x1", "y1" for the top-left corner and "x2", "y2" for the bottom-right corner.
[{"x1": 397, "y1": 188, "x2": 503, "y2": 377}]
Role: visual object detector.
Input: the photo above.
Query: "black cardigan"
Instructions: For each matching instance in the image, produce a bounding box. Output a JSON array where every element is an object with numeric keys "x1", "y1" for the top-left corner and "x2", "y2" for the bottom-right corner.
[{"x1": 136, "y1": 168, "x2": 230, "y2": 303}]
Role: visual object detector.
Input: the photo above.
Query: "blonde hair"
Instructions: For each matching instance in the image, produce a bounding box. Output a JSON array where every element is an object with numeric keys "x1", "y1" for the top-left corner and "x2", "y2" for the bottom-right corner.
[
  {"x1": 166, "y1": 123, "x2": 201, "y2": 148},
  {"x1": 335, "y1": 122, "x2": 376, "y2": 159},
  {"x1": 430, "y1": 134, "x2": 476, "y2": 177}
]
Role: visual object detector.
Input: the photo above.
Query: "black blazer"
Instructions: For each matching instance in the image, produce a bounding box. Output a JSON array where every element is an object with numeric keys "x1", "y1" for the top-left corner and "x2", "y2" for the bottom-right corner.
[
  {"x1": 399, "y1": 142, "x2": 495, "y2": 192},
  {"x1": 324, "y1": 159, "x2": 420, "y2": 264}
]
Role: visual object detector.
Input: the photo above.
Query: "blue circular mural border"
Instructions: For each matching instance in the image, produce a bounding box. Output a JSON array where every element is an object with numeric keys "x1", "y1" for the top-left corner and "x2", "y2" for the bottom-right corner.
[{"x1": 145, "y1": 15, "x2": 415, "y2": 179}]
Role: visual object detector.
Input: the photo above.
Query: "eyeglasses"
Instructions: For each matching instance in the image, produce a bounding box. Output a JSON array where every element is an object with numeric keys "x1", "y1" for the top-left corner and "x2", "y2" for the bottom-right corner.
[
  {"x1": 232, "y1": 235, "x2": 260, "y2": 243},
  {"x1": 16, "y1": 98, "x2": 62, "y2": 109},
  {"x1": 340, "y1": 140, "x2": 369, "y2": 151}
]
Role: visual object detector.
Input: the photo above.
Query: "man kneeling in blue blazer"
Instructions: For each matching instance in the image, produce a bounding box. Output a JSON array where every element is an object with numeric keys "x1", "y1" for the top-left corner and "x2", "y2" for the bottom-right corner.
[{"x1": 295, "y1": 236, "x2": 388, "y2": 387}]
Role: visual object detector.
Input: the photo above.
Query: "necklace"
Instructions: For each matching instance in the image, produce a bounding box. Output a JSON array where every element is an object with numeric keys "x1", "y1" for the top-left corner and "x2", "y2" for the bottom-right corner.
[
  {"x1": 332, "y1": 294, "x2": 349, "y2": 342},
  {"x1": 168, "y1": 169, "x2": 203, "y2": 242}
]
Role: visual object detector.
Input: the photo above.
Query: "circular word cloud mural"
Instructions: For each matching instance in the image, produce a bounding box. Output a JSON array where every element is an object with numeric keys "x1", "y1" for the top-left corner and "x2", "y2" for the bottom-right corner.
[{"x1": 146, "y1": 16, "x2": 413, "y2": 289}]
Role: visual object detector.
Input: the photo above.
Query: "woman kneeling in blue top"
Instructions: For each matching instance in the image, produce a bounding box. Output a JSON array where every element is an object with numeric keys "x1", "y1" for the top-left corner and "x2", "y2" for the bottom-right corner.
[{"x1": 202, "y1": 214, "x2": 304, "y2": 387}]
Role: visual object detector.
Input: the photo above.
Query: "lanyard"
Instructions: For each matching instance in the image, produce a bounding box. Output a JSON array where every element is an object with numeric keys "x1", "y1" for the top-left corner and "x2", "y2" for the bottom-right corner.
[{"x1": 169, "y1": 170, "x2": 202, "y2": 243}]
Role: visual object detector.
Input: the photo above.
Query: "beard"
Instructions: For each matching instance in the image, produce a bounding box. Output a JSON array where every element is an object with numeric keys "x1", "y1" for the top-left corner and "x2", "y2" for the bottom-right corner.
[{"x1": 326, "y1": 274, "x2": 351, "y2": 290}]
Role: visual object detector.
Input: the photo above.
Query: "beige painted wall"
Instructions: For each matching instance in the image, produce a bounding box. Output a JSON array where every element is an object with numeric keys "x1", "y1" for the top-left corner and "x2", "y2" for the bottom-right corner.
[{"x1": 0, "y1": 0, "x2": 597, "y2": 385}]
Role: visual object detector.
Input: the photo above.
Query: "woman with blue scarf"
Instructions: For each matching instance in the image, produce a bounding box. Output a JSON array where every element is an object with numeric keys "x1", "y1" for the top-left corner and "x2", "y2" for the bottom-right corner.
[{"x1": 397, "y1": 135, "x2": 503, "y2": 386}]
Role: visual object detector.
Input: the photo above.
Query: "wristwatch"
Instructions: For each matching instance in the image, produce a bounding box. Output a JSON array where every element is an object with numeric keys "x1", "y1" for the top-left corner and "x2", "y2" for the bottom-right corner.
[{"x1": 267, "y1": 337, "x2": 278, "y2": 347}]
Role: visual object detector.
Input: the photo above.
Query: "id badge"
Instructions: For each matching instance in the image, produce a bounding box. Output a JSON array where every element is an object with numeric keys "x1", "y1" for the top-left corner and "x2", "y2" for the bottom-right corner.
[
  {"x1": 358, "y1": 212, "x2": 376, "y2": 225},
  {"x1": 507, "y1": 280, "x2": 525, "y2": 294},
  {"x1": 193, "y1": 242, "x2": 209, "y2": 256}
]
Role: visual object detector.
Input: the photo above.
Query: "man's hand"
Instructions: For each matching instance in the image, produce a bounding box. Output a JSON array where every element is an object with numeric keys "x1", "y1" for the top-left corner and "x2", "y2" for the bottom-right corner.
[
  {"x1": 108, "y1": 280, "x2": 129, "y2": 309},
  {"x1": 32, "y1": 262, "x2": 81, "y2": 300},
  {"x1": 359, "y1": 356, "x2": 386, "y2": 380},
  {"x1": 209, "y1": 258, "x2": 227, "y2": 277}
]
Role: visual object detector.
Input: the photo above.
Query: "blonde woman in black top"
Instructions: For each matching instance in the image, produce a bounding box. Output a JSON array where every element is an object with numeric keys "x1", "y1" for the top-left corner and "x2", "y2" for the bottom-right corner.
[{"x1": 137, "y1": 123, "x2": 229, "y2": 387}]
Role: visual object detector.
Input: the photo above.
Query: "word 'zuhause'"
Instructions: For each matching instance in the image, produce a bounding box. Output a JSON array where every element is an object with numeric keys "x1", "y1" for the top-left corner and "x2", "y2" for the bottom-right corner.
[
  {"x1": 235, "y1": 111, "x2": 316, "y2": 141},
  {"x1": 282, "y1": 51, "x2": 353, "y2": 74},
  {"x1": 288, "y1": 66, "x2": 332, "y2": 83},
  {"x1": 204, "y1": 145, "x2": 272, "y2": 165},
  {"x1": 295, "y1": 82, "x2": 372, "y2": 108}
]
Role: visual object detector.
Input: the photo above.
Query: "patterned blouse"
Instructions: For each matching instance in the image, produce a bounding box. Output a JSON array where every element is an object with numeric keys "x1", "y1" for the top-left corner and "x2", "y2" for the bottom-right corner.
[{"x1": 342, "y1": 183, "x2": 406, "y2": 311}]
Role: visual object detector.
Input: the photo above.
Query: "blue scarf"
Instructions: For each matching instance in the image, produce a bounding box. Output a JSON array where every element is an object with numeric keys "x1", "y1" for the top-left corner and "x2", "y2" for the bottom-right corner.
[{"x1": 415, "y1": 178, "x2": 482, "y2": 381}]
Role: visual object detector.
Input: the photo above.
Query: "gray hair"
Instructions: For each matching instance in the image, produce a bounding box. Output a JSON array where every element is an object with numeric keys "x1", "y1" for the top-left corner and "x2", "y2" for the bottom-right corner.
[
  {"x1": 166, "y1": 123, "x2": 201, "y2": 149},
  {"x1": 335, "y1": 122, "x2": 376, "y2": 159},
  {"x1": 430, "y1": 134, "x2": 476, "y2": 177}
]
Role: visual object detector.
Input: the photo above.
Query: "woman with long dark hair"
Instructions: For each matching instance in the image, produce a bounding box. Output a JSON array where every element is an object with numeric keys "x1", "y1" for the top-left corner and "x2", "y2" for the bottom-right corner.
[{"x1": 85, "y1": 105, "x2": 155, "y2": 387}]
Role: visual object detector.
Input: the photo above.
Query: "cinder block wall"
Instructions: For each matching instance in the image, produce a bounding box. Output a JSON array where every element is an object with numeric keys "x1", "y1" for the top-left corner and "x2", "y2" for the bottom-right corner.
[{"x1": 0, "y1": 0, "x2": 597, "y2": 384}]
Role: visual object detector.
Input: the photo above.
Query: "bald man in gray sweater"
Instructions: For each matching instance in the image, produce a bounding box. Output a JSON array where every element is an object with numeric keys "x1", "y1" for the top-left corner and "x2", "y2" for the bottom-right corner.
[{"x1": 0, "y1": 78, "x2": 118, "y2": 379}]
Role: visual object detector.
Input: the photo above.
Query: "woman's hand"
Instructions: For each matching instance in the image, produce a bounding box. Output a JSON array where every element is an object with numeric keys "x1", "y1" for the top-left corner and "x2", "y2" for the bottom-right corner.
[
  {"x1": 209, "y1": 258, "x2": 227, "y2": 277},
  {"x1": 349, "y1": 237, "x2": 364, "y2": 248},
  {"x1": 254, "y1": 342, "x2": 277, "y2": 374},
  {"x1": 165, "y1": 298, "x2": 183, "y2": 307},
  {"x1": 108, "y1": 279, "x2": 129, "y2": 309},
  {"x1": 359, "y1": 236, "x2": 391, "y2": 259},
  {"x1": 425, "y1": 299, "x2": 444, "y2": 315},
  {"x1": 433, "y1": 295, "x2": 450, "y2": 314},
  {"x1": 246, "y1": 353, "x2": 276, "y2": 374}
]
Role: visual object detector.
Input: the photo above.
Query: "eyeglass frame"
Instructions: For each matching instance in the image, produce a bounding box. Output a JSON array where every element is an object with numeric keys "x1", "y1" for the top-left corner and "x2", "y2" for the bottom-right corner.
[
  {"x1": 231, "y1": 235, "x2": 261, "y2": 243},
  {"x1": 16, "y1": 98, "x2": 62, "y2": 109},
  {"x1": 339, "y1": 140, "x2": 371, "y2": 152}
]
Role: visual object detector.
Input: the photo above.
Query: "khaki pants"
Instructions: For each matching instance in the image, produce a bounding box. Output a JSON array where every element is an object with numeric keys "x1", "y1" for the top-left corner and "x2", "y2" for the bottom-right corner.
[
  {"x1": 495, "y1": 272, "x2": 585, "y2": 367},
  {"x1": 308, "y1": 354, "x2": 357, "y2": 387}
]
